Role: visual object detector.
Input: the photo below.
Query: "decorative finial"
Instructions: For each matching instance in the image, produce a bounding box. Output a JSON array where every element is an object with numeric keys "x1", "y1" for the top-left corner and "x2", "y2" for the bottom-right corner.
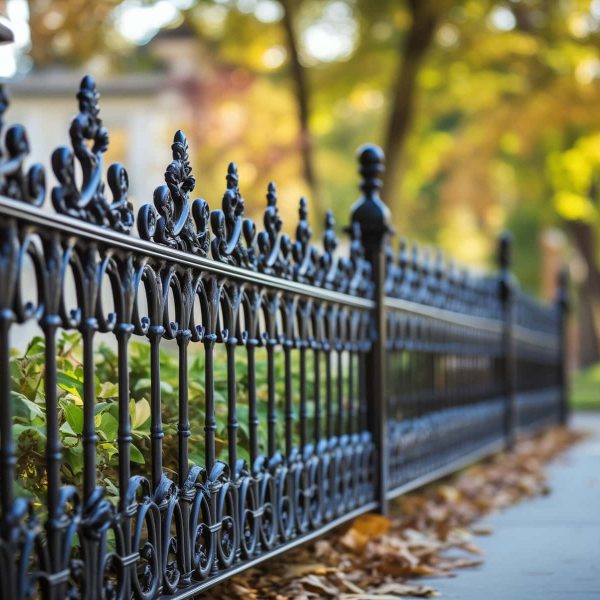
[
  {"x1": 348, "y1": 143, "x2": 392, "y2": 260},
  {"x1": 556, "y1": 266, "x2": 569, "y2": 312},
  {"x1": 293, "y1": 196, "x2": 316, "y2": 283},
  {"x1": 137, "y1": 129, "x2": 209, "y2": 254},
  {"x1": 498, "y1": 231, "x2": 511, "y2": 271},
  {"x1": 52, "y1": 75, "x2": 133, "y2": 232},
  {"x1": 210, "y1": 161, "x2": 254, "y2": 266},
  {"x1": 0, "y1": 84, "x2": 46, "y2": 205},
  {"x1": 319, "y1": 210, "x2": 340, "y2": 288},
  {"x1": 257, "y1": 181, "x2": 290, "y2": 275}
]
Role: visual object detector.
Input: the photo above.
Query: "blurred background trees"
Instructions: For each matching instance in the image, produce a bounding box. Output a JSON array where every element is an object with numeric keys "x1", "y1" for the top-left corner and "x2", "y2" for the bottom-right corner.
[{"x1": 2, "y1": 0, "x2": 600, "y2": 364}]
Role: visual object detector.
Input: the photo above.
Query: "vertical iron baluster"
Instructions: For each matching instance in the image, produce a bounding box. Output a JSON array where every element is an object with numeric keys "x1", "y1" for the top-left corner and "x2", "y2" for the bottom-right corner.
[
  {"x1": 40, "y1": 235, "x2": 65, "y2": 583},
  {"x1": 0, "y1": 220, "x2": 17, "y2": 548},
  {"x1": 266, "y1": 340, "x2": 277, "y2": 458},
  {"x1": 80, "y1": 245, "x2": 100, "y2": 504},
  {"x1": 116, "y1": 323, "x2": 133, "y2": 503},
  {"x1": 336, "y1": 329, "x2": 344, "y2": 438},
  {"x1": 81, "y1": 323, "x2": 97, "y2": 500},
  {"x1": 0, "y1": 304, "x2": 14, "y2": 533},
  {"x1": 313, "y1": 345, "x2": 321, "y2": 447},
  {"x1": 177, "y1": 329, "x2": 191, "y2": 484},
  {"x1": 246, "y1": 339, "x2": 259, "y2": 467},
  {"x1": 348, "y1": 345, "x2": 355, "y2": 436},
  {"x1": 283, "y1": 341, "x2": 293, "y2": 459},
  {"x1": 358, "y1": 344, "x2": 367, "y2": 432},
  {"x1": 325, "y1": 339, "x2": 333, "y2": 440},
  {"x1": 299, "y1": 341, "x2": 307, "y2": 450},
  {"x1": 226, "y1": 334, "x2": 238, "y2": 474},
  {"x1": 204, "y1": 333, "x2": 217, "y2": 473},
  {"x1": 149, "y1": 324, "x2": 165, "y2": 489}
]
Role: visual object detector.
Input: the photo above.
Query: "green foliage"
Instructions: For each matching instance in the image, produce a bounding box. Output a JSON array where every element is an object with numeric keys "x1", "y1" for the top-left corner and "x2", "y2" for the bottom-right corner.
[
  {"x1": 11, "y1": 330, "x2": 326, "y2": 506},
  {"x1": 571, "y1": 362, "x2": 600, "y2": 410},
  {"x1": 547, "y1": 133, "x2": 600, "y2": 224}
]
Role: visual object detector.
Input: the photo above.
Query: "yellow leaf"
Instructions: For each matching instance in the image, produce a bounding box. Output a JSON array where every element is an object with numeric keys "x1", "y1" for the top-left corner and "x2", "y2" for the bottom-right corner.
[{"x1": 350, "y1": 513, "x2": 392, "y2": 537}]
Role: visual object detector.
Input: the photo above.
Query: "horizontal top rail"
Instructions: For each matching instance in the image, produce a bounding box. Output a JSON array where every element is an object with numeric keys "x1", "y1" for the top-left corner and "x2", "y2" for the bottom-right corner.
[
  {"x1": 0, "y1": 195, "x2": 375, "y2": 310},
  {"x1": 513, "y1": 324, "x2": 560, "y2": 349},
  {"x1": 383, "y1": 295, "x2": 503, "y2": 334}
]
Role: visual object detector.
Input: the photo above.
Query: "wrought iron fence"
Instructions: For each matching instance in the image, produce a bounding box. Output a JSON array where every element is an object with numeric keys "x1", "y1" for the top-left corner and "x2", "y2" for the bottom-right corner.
[{"x1": 0, "y1": 75, "x2": 567, "y2": 600}]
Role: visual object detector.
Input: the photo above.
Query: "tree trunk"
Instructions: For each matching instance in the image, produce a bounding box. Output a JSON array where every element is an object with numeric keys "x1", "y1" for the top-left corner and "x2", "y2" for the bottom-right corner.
[
  {"x1": 280, "y1": 0, "x2": 321, "y2": 217},
  {"x1": 566, "y1": 220, "x2": 600, "y2": 366},
  {"x1": 382, "y1": 0, "x2": 440, "y2": 206}
]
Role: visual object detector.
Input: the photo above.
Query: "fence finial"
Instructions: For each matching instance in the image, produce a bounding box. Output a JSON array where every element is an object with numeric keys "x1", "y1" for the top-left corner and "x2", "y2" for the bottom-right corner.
[
  {"x1": 498, "y1": 231, "x2": 512, "y2": 271},
  {"x1": 556, "y1": 266, "x2": 570, "y2": 311},
  {"x1": 349, "y1": 144, "x2": 393, "y2": 259}
]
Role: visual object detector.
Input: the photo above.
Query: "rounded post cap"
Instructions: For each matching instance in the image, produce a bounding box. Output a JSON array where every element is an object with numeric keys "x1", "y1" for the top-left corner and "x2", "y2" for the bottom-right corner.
[
  {"x1": 349, "y1": 143, "x2": 392, "y2": 241},
  {"x1": 498, "y1": 231, "x2": 512, "y2": 270}
]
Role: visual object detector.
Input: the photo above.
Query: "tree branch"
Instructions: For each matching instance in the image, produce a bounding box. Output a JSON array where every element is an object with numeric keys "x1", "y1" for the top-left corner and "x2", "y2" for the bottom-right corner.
[
  {"x1": 382, "y1": 0, "x2": 440, "y2": 208},
  {"x1": 280, "y1": 0, "x2": 320, "y2": 211}
]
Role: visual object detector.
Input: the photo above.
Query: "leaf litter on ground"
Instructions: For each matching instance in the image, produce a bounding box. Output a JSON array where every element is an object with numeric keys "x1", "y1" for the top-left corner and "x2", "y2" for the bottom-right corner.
[{"x1": 201, "y1": 426, "x2": 583, "y2": 599}]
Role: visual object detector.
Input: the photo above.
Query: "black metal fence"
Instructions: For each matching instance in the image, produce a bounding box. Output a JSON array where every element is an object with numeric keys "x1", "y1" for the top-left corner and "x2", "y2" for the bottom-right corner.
[{"x1": 0, "y1": 75, "x2": 567, "y2": 600}]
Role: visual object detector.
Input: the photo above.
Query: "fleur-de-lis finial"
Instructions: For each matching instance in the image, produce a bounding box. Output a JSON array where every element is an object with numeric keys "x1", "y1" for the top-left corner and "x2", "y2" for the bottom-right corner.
[
  {"x1": 319, "y1": 210, "x2": 339, "y2": 288},
  {"x1": 137, "y1": 129, "x2": 210, "y2": 254},
  {"x1": 257, "y1": 182, "x2": 291, "y2": 276},
  {"x1": 0, "y1": 84, "x2": 46, "y2": 205},
  {"x1": 51, "y1": 75, "x2": 133, "y2": 232},
  {"x1": 349, "y1": 221, "x2": 372, "y2": 296},
  {"x1": 293, "y1": 196, "x2": 316, "y2": 283},
  {"x1": 210, "y1": 162, "x2": 254, "y2": 266}
]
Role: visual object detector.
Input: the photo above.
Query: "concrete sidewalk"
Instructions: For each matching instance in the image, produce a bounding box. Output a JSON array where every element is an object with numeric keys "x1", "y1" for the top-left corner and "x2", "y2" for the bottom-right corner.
[{"x1": 423, "y1": 412, "x2": 600, "y2": 599}]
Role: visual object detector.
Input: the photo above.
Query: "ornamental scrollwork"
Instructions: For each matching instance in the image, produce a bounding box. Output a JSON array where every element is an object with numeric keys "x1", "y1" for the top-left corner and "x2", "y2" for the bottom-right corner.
[
  {"x1": 348, "y1": 221, "x2": 372, "y2": 297},
  {"x1": 0, "y1": 85, "x2": 45, "y2": 205},
  {"x1": 318, "y1": 210, "x2": 341, "y2": 289},
  {"x1": 292, "y1": 197, "x2": 318, "y2": 285},
  {"x1": 51, "y1": 75, "x2": 134, "y2": 233},
  {"x1": 137, "y1": 129, "x2": 210, "y2": 254},
  {"x1": 210, "y1": 162, "x2": 255, "y2": 266},
  {"x1": 257, "y1": 182, "x2": 291, "y2": 277}
]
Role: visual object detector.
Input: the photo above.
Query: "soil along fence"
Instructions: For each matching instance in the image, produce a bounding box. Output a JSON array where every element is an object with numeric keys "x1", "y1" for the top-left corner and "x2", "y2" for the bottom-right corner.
[{"x1": 0, "y1": 76, "x2": 567, "y2": 600}]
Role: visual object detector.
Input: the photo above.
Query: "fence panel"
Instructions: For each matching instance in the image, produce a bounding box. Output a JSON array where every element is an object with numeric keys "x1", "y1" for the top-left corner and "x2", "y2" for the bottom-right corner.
[{"x1": 0, "y1": 75, "x2": 567, "y2": 599}]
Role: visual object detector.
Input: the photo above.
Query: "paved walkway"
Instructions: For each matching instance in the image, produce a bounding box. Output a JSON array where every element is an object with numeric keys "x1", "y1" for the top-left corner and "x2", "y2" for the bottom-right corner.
[{"x1": 423, "y1": 412, "x2": 600, "y2": 599}]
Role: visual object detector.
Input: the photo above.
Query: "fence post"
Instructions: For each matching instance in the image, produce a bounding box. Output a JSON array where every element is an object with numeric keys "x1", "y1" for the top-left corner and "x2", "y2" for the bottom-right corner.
[
  {"x1": 498, "y1": 232, "x2": 516, "y2": 448},
  {"x1": 556, "y1": 267, "x2": 570, "y2": 425},
  {"x1": 348, "y1": 144, "x2": 393, "y2": 515}
]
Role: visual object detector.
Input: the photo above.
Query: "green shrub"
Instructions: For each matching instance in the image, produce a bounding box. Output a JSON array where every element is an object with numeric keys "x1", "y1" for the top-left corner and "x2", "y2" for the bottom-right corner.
[
  {"x1": 571, "y1": 362, "x2": 600, "y2": 411},
  {"x1": 11, "y1": 331, "x2": 321, "y2": 506}
]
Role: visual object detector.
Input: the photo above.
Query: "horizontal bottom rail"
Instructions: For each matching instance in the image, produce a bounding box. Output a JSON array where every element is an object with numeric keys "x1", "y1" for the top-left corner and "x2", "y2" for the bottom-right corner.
[
  {"x1": 516, "y1": 387, "x2": 561, "y2": 433},
  {"x1": 386, "y1": 437, "x2": 505, "y2": 501},
  {"x1": 158, "y1": 501, "x2": 378, "y2": 599}
]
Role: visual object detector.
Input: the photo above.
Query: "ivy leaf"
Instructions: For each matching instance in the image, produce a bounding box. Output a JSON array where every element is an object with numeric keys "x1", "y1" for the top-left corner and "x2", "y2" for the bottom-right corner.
[
  {"x1": 62, "y1": 402, "x2": 84, "y2": 435},
  {"x1": 57, "y1": 371, "x2": 84, "y2": 400},
  {"x1": 13, "y1": 424, "x2": 46, "y2": 442},
  {"x1": 60, "y1": 421, "x2": 77, "y2": 436},
  {"x1": 131, "y1": 398, "x2": 151, "y2": 432},
  {"x1": 97, "y1": 381, "x2": 119, "y2": 399},
  {"x1": 63, "y1": 445, "x2": 83, "y2": 475},
  {"x1": 12, "y1": 392, "x2": 45, "y2": 423},
  {"x1": 98, "y1": 412, "x2": 118, "y2": 442},
  {"x1": 130, "y1": 444, "x2": 145, "y2": 464}
]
